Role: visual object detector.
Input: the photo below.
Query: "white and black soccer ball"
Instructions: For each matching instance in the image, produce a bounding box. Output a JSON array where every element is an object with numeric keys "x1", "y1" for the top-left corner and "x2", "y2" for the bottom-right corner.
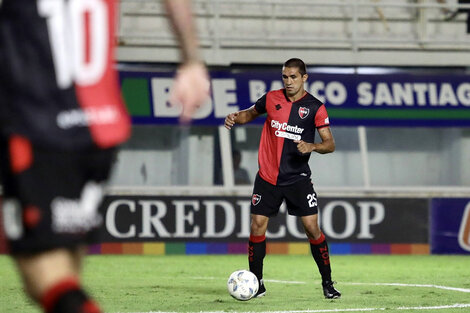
[{"x1": 227, "y1": 270, "x2": 259, "y2": 301}]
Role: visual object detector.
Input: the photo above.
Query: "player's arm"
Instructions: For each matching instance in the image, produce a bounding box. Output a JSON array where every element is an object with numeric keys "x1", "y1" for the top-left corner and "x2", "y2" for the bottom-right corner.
[
  {"x1": 164, "y1": 0, "x2": 210, "y2": 122},
  {"x1": 294, "y1": 127, "x2": 335, "y2": 154},
  {"x1": 164, "y1": 0, "x2": 201, "y2": 63},
  {"x1": 224, "y1": 105, "x2": 261, "y2": 130}
]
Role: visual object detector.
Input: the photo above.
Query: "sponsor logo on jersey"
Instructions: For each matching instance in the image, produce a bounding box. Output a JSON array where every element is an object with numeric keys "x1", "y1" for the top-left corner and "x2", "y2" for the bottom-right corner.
[
  {"x1": 51, "y1": 182, "x2": 104, "y2": 233},
  {"x1": 458, "y1": 201, "x2": 470, "y2": 251},
  {"x1": 275, "y1": 131, "x2": 301, "y2": 141},
  {"x1": 298, "y1": 107, "x2": 310, "y2": 119},
  {"x1": 56, "y1": 105, "x2": 120, "y2": 129},
  {"x1": 252, "y1": 194, "x2": 262, "y2": 206},
  {"x1": 2, "y1": 199, "x2": 23, "y2": 240},
  {"x1": 271, "y1": 120, "x2": 304, "y2": 133},
  {"x1": 271, "y1": 119, "x2": 304, "y2": 141}
]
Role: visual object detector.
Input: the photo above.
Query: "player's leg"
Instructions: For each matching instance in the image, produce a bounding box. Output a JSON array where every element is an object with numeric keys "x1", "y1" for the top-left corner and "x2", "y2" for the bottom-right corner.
[
  {"x1": 249, "y1": 213, "x2": 268, "y2": 297},
  {"x1": 285, "y1": 179, "x2": 340, "y2": 299},
  {"x1": 248, "y1": 174, "x2": 283, "y2": 297},
  {"x1": 71, "y1": 246, "x2": 87, "y2": 274},
  {"x1": 14, "y1": 247, "x2": 101, "y2": 313},
  {"x1": 301, "y1": 214, "x2": 340, "y2": 298},
  {"x1": 1, "y1": 140, "x2": 113, "y2": 312}
]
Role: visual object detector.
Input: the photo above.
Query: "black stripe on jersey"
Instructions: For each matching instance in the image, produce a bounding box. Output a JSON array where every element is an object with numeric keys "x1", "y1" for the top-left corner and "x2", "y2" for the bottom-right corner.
[{"x1": 277, "y1": 92, "x2": 324, "y2": 185}]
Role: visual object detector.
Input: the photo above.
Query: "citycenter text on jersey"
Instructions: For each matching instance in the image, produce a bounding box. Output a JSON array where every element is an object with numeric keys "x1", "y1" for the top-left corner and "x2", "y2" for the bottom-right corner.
[
  {"x1": 271, "y1": 120, "x2": 304, "y2": 141},
  {"x1": 270, "y1": 120, "x2": 304, "y2": 134}
]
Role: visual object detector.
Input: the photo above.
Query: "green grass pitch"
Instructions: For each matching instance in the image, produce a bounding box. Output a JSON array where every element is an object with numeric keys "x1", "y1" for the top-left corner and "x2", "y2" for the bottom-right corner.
[{"x1": 0, "y1": 254, "x2": 469, "y2": 313}]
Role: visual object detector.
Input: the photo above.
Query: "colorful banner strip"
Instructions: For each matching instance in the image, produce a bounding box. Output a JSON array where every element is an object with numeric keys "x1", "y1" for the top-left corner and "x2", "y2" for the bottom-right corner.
[{"x1": 87, "y1": 242, "x2": 429, "y2": 255}]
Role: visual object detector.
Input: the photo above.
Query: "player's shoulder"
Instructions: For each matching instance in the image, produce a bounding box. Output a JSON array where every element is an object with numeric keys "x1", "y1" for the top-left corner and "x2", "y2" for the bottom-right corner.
[
  {"x1": 266, "y1": 89, "x2": 290, "y2": 104},
  {"x1": 268, "y1": 88, "x2": 285, "y2": 95},
  {"x1": 301, "y1": 92, "x2": 324, "y2": 109},
  {"x1": 266, "y1": 88, "x2": 285, "y2": 98}
]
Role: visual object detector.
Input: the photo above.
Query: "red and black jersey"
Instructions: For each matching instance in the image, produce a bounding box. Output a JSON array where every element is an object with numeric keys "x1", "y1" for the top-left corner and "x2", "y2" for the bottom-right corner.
[
  {"x1": 254, "y1": 89, "x2": 330, "y2": 186},
  {"x1": 0, "y1": 0, "x2": 130, "y2": 149}
]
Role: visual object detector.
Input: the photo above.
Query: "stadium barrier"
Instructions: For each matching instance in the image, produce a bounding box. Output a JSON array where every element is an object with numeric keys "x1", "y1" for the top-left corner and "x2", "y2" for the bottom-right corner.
[{"x1": 1, "y1": 195, "x2": 468, "y2": 255}]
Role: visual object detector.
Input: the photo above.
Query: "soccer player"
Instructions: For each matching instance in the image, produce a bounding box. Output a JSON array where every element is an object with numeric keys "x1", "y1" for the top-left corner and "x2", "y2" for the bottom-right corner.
[
  {"x1": 224, "y1": 58, "x2": 341, "y2": 299},
  {"x1": 0, "y1": 1, "x2": 209, "y2": 313}
]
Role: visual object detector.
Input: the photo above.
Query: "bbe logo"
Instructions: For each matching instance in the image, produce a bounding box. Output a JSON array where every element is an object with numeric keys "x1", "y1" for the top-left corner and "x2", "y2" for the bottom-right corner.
[{"x1": 458, "y1": 202, "x2": 470, "y2": 252}]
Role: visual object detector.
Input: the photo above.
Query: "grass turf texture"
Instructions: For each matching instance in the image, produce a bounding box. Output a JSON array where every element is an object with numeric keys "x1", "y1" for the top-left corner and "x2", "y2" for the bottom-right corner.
[{"x1": 0, "y1": 255, "x2": 469, "y2": 313}]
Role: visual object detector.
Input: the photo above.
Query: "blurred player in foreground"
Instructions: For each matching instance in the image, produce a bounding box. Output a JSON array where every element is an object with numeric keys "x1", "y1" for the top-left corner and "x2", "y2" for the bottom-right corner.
[
  {"x1": 224, "y1": 58, "x2": 341, "y2": 299},
  {"x1": 0, "y1": 0, "x2": 209, "y2": 312}
]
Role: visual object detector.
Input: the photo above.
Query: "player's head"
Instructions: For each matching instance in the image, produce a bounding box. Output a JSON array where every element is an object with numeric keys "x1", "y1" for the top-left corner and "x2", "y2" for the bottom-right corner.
[
  {"x1": 283, "y1": 58, "x2": 307, "y2": 76},
  {"x1": 282, "y1": 58, "x2": 308, "y2": 98}
]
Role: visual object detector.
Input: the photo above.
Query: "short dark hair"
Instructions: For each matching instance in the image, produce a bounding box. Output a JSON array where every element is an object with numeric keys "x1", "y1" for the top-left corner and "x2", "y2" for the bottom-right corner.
[{"x1": 283, "y1": 58, "x2": 307, "y2": 76}]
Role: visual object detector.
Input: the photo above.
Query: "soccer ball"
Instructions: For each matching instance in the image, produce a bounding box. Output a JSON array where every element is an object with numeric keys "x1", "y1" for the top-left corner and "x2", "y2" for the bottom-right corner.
[{"x1": 227, "y1": 270, "x2": 259, "y2": 301}]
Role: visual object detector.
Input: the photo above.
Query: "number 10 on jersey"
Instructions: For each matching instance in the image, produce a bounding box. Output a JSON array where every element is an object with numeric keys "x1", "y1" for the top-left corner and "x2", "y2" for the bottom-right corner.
[{"x1": 38, "y1": 0, "x2": 109, "y2": 89}]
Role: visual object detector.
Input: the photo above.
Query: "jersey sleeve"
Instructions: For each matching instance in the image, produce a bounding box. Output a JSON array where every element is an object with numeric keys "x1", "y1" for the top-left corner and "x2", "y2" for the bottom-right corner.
[
  {"x1": 315, "y1": 104, "x2": 330, "y2": 128},
  {"x1": 254, "y1": 94, "x2": 267, "y2": 114}
]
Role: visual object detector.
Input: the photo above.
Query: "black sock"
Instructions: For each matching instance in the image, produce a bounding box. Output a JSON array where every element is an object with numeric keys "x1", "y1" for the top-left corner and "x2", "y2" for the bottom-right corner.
[
  {"x1": 249, "y1": 234, "x2": 266, "y2": 285},
  {"x1": 41, "y1": 278, "x2": 101, "y2": 313},
  {"x1": 309, "y1": 233, "x2": 332, "y2": 284}
]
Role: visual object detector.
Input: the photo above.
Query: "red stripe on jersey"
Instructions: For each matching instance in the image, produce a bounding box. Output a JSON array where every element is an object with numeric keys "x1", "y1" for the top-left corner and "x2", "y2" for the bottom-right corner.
[
  {"x1": 9, "y1": 135, "x2": 33, "y2": 173},
  {"x1": 84, "y1": 11, "x2": 91, "y2": 64},
  {"x1": 258, "y1": 125, "x2": 284, "y2": 185},
  {"x1": 74, "y1": 0, "x2": 130, "y2": 148},
  {"x1": 258, "y1": 90, "x2": 291, "y2": 185},
  {"x1": 315, "y1": 105, "x2": 330, "y2": 128}
]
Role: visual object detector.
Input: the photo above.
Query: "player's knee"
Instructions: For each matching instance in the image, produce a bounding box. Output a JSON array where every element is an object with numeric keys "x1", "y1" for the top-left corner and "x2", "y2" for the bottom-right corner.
[
  {"x1": 304, "y1": 224, "x2": 322, "y2": 239},
  {"x1": 250, "y1": 222, "x2": 266, "y2": 236},
  {"x1": 250, "y1": 216, "x2": 268, "y2": 235},
  {"x1": 250, "y1": 226, "x2": 265, "y2": 236}
]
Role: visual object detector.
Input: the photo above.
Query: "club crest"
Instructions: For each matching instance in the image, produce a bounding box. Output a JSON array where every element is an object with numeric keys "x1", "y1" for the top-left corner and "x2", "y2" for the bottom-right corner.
[
  {"x1": 252, "y1": 194, "x2": 261, "y2": 206},
  {"x1": 298, "y1": 107, "x2": 309, "y2": 119}
]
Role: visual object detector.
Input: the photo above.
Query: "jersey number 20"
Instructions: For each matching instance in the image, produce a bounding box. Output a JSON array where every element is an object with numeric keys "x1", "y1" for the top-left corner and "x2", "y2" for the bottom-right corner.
[{"x1": 38, "y1": 0, "x2": 109, "y2": 89}]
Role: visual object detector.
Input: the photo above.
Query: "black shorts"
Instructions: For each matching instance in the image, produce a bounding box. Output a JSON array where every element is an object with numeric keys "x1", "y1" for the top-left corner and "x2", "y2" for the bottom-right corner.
[
  {"x1": 251, "y1": 174, "x2": 318, "y2": 217},
  {"x1": 0, "y1": 137, "x2": 115, "y2": 255}
]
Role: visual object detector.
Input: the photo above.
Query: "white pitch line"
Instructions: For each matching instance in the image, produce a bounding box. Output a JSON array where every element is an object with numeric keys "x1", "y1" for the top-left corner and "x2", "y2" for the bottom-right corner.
[
  {"x1": 397, "y1": 304, "x2": 470, "y2": 310},
  {"x1": 264, "y1": 279, "x2": 306, "y2": 284},
  {"x1": 190, "y1": 277, "x2": 470, "y2": 293},
  {"x1": 345, "y1": 282, "x2": 470, "y2": 293},
  {"x1": 128, "y1": 303, "x2": 470, "y2": 313},
  {"x1": 191, "y1": 277, "x2": 306, "y2": 284}
]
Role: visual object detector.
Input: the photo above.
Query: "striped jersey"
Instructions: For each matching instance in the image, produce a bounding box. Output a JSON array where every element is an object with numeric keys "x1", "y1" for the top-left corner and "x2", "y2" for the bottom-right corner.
[
  {"x1": 254, "y1": 89, "x2": 330, "y2": 186},
  {"x1": 0, "y1": 0, "x2": 130, "y2": 149}
]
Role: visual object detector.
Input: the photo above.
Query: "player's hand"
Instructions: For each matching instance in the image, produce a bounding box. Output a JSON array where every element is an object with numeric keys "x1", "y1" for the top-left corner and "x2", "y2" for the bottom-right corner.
[
  {"x1": 169, "y1": 62, "x2": 210, "y2": 123},
  {"x1": 294, "y1": 140, "x2": 315, "y2": 154},
  {"x1": 224, "y1": 112, "x2": 239, "y2": 130}
]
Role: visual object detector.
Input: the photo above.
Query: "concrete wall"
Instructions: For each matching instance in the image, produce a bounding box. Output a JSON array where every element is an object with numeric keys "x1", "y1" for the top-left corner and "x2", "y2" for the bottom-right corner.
[{"x1": 117, "y1": 0, "x2": 470, "y2": 66}]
